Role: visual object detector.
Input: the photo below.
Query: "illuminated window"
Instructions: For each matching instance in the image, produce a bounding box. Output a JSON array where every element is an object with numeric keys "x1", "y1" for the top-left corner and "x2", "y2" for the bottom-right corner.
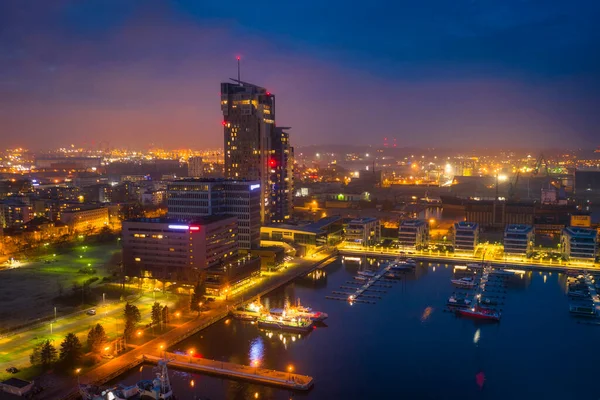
[{"x1": 135, "y1": 257, "x2": 141, "y2": 262}]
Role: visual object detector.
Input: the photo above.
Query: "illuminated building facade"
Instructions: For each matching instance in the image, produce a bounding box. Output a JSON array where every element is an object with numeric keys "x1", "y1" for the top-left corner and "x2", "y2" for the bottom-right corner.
[
  {"x1": 122, "y1": 216, "x2": 239, "y2": 283},
  {"x1": 221, "y1": 80, "x2": 293, "y2": 225},
  {"x1": 561, "y1": 227, "x2": 598, "y2": 261},
  {"x1": 503, "y1": 224, "x2": 534, "y2": 256},
  {"x1": 58, "y1": 205, "x2": 108, "y2": 233},
  {"x1": 398, "y1": 219, "x2": 429, "y2": 249},
  {"x1": 453, "y1": 221, "x2": 479, "y2": 254},
  {"x1": 167, "y1": 179, "x2": 261, "y2": 249},
  {"x1": 345, "y1": 217, "x2": 381, "y2": 247}
]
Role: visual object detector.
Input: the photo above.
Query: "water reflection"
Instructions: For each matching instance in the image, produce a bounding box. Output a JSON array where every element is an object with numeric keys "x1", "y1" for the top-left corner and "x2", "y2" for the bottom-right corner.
[{"x1": 249, "y1": 337, "x2": 264, "y2": 366}]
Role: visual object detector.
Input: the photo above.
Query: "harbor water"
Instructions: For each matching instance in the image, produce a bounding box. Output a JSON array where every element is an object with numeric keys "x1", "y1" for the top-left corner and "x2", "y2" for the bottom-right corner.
[{"x1": 112, "y1": 258, "x2": 599, "y2": 399}]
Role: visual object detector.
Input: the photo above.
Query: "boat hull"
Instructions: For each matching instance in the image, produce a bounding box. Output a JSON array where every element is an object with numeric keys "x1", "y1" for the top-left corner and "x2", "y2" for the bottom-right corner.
[
  {"x1": 457, "y1": 309, "x2": 500, "y2": 322},
  {"x1": 258, "y1": 320, "x2": 313, "y2": 333}
]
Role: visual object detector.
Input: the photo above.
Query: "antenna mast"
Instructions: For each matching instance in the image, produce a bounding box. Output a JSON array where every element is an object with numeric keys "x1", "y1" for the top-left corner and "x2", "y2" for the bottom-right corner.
[{"x1": 237, "y1": 56, "x2": 241, "y2": 84}]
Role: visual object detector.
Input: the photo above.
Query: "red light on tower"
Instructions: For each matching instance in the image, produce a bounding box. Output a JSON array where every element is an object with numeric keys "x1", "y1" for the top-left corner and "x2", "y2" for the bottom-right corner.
[
  {"x1": 222, "y1": 121, "x2": 227, "y2": 126},
  {"x1": 236, "y1": 56, "x2": 240, "y2": 61},
  {"x1": 266, "y1": 92, "x2": 271, "y2": 96},
  {"x1": 269, "y1": 158, "x2": 277, "y2": 168}
]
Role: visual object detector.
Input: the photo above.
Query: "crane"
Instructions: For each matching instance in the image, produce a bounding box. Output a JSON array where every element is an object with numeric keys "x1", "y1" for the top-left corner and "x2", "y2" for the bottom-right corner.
[
  {"x1": 532, "y1": 153, "x2": 549, "y2": 177},
  {"x1": 508, "y1": 170, "x2": 520, "y2": 201}
]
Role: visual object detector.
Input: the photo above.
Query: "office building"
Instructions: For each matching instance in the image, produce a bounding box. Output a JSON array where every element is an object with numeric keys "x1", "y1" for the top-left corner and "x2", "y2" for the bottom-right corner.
[
  {"x1": 122, "y1": 216, "x2": 239, "y2": 283},
  {"x1": 345, "y1": 217, "x2": 380, "y2": 247},
  {"x1": 221, "y1": 79, "x2": 293, "y2": 225},
  {"x1": 398, "y1": 219, "x2": 429, "y2": 249},
  {"x1": 503, "y1": 224, "x2": 534, "y2": 256},
  {"x1": 188, "y1": 156, "x2": 204, "y2": 178},
  {"x1": 561, "y1": 227, "x2": 598, "y2": 261},
  {"x1": 167, "y1": 179, "x2": 261, "y2": 249},
  {"x1": 453, "y1": 221, "x2": 479, "y2": 253}
]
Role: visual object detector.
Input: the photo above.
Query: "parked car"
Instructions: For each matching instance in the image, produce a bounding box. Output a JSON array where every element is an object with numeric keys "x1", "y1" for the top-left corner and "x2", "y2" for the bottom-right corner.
[
  {"x1": 6, "y1": 367, "x2": 19, "y2": 374},
  {"x1": 86, "y1": 309, "x2": 96, "y2": 316}
]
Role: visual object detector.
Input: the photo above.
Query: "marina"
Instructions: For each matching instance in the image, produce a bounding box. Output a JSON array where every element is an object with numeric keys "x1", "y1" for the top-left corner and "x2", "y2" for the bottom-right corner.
[{"x1": 103, "y1": 257, "x2": 600, "y2": 399}]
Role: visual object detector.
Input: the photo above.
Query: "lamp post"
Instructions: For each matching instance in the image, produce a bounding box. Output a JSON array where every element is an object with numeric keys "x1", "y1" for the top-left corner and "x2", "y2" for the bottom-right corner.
[
  {"x1": 54, "y1": 306, "x2": 57, "y2": 322},
  {"x1": 75, "y1": 368, "x2": 81, "y2": 386},
  {"x1": 189, "y1": 349, "x2": 194, "y2": 363},
  {"x1": 287, "y1": 365, "x2": 294, "y2": 381}
]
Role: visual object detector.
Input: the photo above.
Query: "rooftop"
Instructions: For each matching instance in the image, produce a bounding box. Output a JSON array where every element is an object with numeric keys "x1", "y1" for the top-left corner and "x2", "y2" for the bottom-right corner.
[
  {"x1": 126, "y1": 215, "x2": 236, "y2": 225},
  {"x1": 400, "y1": 219, "x2": 426, "y2": 227},
  {"x1": 505, "y1": 224, "x2": 533, "y2": 233},
  {"x1": 348, "y1": 217, "x2": 378, "y2": 224},
  {"x1": 1, "y1": 378, "x2": 32, "y2": 389},
  {"x1": 564, "y1": 227, "x2": 598, "y2": 238},
  {"x1": 455, "y1": 221, "x2": 479, "y2": 230}
]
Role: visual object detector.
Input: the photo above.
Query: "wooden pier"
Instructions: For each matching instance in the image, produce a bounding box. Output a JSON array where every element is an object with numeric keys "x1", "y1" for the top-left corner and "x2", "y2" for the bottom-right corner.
[{"x1": 143, "y1": 353, "x2": 313, "y2": 391}]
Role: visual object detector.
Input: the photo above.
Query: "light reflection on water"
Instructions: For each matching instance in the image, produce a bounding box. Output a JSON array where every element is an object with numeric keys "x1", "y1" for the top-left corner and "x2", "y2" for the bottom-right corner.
[{"x1": 248, "y1": 336, "x2": 264, "y2": 366}]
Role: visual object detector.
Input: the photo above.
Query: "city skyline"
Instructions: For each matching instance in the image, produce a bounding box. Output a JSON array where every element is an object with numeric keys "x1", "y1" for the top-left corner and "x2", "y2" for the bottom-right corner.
[{"x1": 2, "y1": 1, "x2": 600, "y2": 150}]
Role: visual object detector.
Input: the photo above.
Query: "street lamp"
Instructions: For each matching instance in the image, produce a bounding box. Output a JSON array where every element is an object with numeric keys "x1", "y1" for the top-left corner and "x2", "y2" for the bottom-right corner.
[
  {"x1": 188, "y1": 349, "x2": 195, "y2": 362},
  {"x1": 287, "y1": 364, "x2": 294, "y2": 381},
  {"x1": 75, "y1": 368, "x2": 82, "y2": 386},
  {"x1": 252, "y1": 360, "x2": 259, "y2": 374},
  {"x1": 159, "y1": 344, "x2": 165, "y2": 359}
]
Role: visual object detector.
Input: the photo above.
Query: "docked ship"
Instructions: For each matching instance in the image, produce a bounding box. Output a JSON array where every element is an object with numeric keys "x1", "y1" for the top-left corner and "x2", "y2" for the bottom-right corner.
[
  {"x1": 451, "y1": 277, "x2": 476, "y2": 288},
  {"x1": 230, "y1": 301, "x2": 264, "y2": 321},
  {"x1": 257, "y1": 314, "x2": 314, "y2": 333},
  {"x1": 447, "y1": 295, "x2": 472, "y2": 308},
  {"x1": 456, "y1": 305, "x2": 501, "y2": 322},
  {"x1": 270, "y1": 299, "x2": 328, "y2": 322},
  {"x1": 569, "y1": 303, "x2": 596, "y2": 317}
]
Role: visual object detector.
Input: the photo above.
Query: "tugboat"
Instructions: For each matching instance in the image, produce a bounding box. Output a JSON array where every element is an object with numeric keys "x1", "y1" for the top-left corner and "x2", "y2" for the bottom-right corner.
[
  {"x1": 447, "y1": 295, "x2": 472, "y2": 308},
  {"x1": 137, "y1": 360, "x2": 173, "y2": 399},
  {"x1": 451, "y1": 277, "x2": 476, "y2": 288},
  {"x1": 456, "y1": 305, "x2": 500, "y2": 322}
]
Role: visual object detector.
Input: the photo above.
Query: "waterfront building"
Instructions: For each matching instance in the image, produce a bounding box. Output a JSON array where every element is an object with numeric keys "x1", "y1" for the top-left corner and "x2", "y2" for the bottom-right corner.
[
  {"x1": 260, "y1": 216, "x2": 343, "y2": 256},
  {"x1": 560, "y1": 227, "x2": 598, "y2": 261},
  {"x1": 167, "y1": 179, "x2": 261, "y2": 249},
  {"x1": 503, "y1": 224, "x2": 534, "y2": 256},
  {"x1": 398, "y1": 219, "x2": 429, "y2": 250},
  {"x1": 188, "y1": 156, "x2": 204, "y2": 178},
  {"x1": 122, "y1": 215, "x2": 240, "y2": 283},
  {"x1": 345, "y1": 217, "x2": 380, "y2": 247},
  {"x1": 59, "y1": 205, "x2": 109, "y2": 234},
  {"x1": 221, "y1": 79, "x2": 293, "y2": 225},
  {"x1": 453, "y1": 221, "x2": 479, "y2": 254}
]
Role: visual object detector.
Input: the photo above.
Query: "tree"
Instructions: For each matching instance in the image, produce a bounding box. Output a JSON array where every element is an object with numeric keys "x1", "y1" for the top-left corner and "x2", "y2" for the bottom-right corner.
[
  {"x1": 30, "y1": 340, "x2": 57, "y2": 367},
  {"x1": 87, "y1": 324, "x2": 107, "y2": 353},
  {"x1": 60, "y1": 333, "x2": 83, "y2": 367},
  {"x1": 161, "y1": 305, "x2": 169, "y2": 326},
  {"x1": 190, "y1": 281, "x2": 206, "y2": 315},
  {"x1": 151, "y1": 302, "x2": 162, "y2": 326},
  {"x1": 123, "y1": 302, "x2": 141, "y2": 340}
]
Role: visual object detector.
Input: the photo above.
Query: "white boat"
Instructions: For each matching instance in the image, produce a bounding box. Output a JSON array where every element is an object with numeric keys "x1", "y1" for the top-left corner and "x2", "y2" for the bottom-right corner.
[
  {"x1": 295, "y1": 300, "x2": 328, "y2": 321},
  {"x1": 466, "y1": 263, "x2": 482, "y2": 269},
  {"x1": 451, "y1": 277, "x2": 476, "y2": 288},
  {"x1": 405, "y1": 258, "x2": 417, "y2": 266},
  {"x1": 354, "y1": 275, "x2": 368, "y2": 281},
  {"x1": 357, "y1": 270, "x2": 376, "y2": 277}
]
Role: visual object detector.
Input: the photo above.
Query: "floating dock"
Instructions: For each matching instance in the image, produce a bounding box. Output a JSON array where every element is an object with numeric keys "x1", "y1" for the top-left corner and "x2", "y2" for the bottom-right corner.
[{"x1": 143, "y1": 353, "x2": 313, "y2": 391}]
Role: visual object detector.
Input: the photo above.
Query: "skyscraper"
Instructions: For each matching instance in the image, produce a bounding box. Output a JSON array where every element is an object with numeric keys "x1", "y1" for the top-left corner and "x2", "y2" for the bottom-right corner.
[
  {"x1": 221, "y1": 79, "x2": 274, "y2": 224},
  {"x1": 270, "y1": 127, "x2": 294, "y2": 222}
]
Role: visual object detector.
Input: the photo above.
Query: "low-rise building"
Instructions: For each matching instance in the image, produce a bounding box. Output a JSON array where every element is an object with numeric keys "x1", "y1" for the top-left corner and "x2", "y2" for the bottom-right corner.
[
  {"x1": 345, "y1": 217, "x2": 380, "y2": 247},
  {"x1": 453, "y1": 221, "x2": 479, "y2": 253},
  {"x1": 398, "y1": 219, "x2": 429, "y2": 249},
  {"x1": 561, "y1": 227, "x2": 598, "y2": 261},
  {"x1": 1, "y1": 378, "x2": 34, "y2": 397},
  {"x1": 59, "y1": 205, "x2": 109, "y2": 234},
  {"x1": 260, "y1": 216, "x2": 343, "y2": 255},
  {"x1": 503, "y1": 224, "x2": 534, "y2": 256}
]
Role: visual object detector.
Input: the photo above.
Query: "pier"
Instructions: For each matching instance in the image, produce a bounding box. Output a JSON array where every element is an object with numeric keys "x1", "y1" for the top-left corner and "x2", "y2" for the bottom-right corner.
[
  {"x1": 143, "y1": 353, "x2": 313, "y2": 391},
  {"x1": 328, "y1": 264, "x2": 393, "y2": 304}
]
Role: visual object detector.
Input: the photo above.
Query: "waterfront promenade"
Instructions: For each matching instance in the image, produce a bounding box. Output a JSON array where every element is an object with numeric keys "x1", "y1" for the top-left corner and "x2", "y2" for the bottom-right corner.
[
  {"x1": 338, "y1": 244, "x2": 599, "y2": 272},
  {"x1": 58, "y1": 252, "x2": 336, "y2": 399},
  {"x1": 144, "y1": 353, "x2": 313, "y2": 390}
]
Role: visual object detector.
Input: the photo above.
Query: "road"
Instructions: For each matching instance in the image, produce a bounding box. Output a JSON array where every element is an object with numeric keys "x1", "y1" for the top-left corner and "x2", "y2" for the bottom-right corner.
[{"x1": 0, "y1": 291, "x2": 178, "y2": 372}]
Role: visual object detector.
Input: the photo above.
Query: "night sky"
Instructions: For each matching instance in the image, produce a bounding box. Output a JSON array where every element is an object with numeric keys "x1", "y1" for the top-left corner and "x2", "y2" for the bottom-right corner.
[{"x1": 1, "y1": 0, "x2": 599, "y2": 150}]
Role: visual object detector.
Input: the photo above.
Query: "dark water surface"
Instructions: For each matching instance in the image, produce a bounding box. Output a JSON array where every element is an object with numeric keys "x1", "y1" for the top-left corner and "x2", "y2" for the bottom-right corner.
[{"x1": 114, "y1": 258, "x2": 599, "y2": 399}]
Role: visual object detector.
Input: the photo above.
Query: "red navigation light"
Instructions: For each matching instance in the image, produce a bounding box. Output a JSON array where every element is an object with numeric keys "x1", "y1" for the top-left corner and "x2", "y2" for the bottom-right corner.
[
  {"x1": 222, "y1": 121, "x2": 227, "y2": 126},
  {"x1": 269, "y1": 158, "x2": 277, "y2": 168},
  {"x1": 266, "y1": 92, "x2": 271, "y2": 96},
  {"x1": 236, "y1": 56, "x2": 240, "y2": 61},
  {"x1": 189, "y1": 226, "x2": 200, "y2": 231}
]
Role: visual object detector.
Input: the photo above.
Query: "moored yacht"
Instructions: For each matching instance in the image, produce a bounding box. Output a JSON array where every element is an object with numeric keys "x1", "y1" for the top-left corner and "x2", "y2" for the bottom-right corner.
[{"x1": 451, "y1": 277, "x2": 476, "y2": 288}]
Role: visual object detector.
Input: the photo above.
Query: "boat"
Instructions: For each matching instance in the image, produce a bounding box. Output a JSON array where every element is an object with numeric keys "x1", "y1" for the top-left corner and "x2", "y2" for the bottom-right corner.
[
  {"x1": 451, "y1": 277, "x2": 476, "y2": 288},
  {"x1": 456, "y1": 305, "x2": 501, "y2": 322},
  {"x1": 385, "y1": 272, "x2": 402, "y2": 280},
  {"x1": 490, "y1": 269, "x2": 515, "y2": 276},
  {"x1": 466, "y1": 263, "x2": 483, "y2": 269},
  {"x1": 354, "y1": 275, "x2": 368, "y2": 281},
  {"x1": 257, "y1": 314, "x2": 314, "y2": 333},
  {"x1": 569, "y1": 304, "x2": 596, "y2": 317},
  {"x1": 295, "y1": 300, "x2": 328, "y2": 321},
  {"x1": 357, "y1": 270, "x2": 376, "y2": 277},
  {"x1": 231, "y1": 311, "x2": 257, "y2": 321},
  {"x1": 405, "y1": 258, "x2": 417, "y2": 266},
  {"x1": 137, "y1": 360, "x2": 173, "y2": 399},
  {"x1": 447, "y1": 295, "x2": 472, "y2": 308},
  {"x1": 568, "y1": 290, "x2": 589, "y2": 298},
  {"x1": 480, "y1": 298, "x2": 499, "y2": 306},
  {"x1": 390, "y1": 261, "x2": 414, "y2": 271},
  {"x1": 230, "y1": 301, "x2": 263, "y2": 320}
]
